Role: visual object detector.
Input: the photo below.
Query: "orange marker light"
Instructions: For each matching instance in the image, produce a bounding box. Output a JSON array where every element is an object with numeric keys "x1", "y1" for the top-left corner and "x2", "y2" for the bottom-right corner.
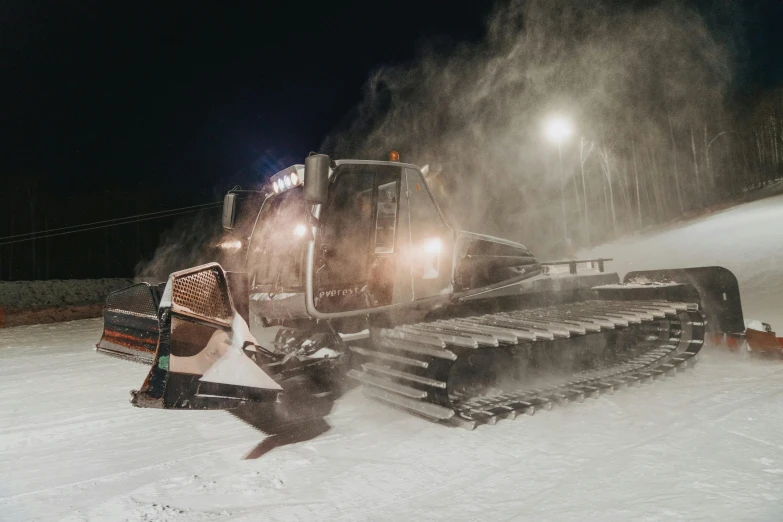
[{"x1": 388, "y1": 150, "x2": 400, "y2": 162}]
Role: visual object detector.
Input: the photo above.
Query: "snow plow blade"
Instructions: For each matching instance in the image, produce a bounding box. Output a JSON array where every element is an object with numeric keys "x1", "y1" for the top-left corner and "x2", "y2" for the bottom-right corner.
[
  {"x1": 105, "y1": 264, "x2": 281, "y2": 410},
  {"x1": 96, "y1": 283, "x2": 162, "y2": 364}
]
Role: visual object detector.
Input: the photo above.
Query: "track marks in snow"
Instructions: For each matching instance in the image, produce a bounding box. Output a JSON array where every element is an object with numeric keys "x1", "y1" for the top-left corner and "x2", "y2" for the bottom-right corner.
[{"x1": 6, "y1": 337, "x2": 781, "y2": 521}]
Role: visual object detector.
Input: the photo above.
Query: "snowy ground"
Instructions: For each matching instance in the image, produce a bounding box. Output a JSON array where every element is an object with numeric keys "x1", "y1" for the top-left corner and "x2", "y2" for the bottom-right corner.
[{"x1": 1, "y1": 193, "x2": 782, "y2": 522}]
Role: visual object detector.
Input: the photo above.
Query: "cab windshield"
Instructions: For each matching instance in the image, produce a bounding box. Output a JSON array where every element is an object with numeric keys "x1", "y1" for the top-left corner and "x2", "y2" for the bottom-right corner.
[{"x1": 247, "y1": 188, "x2": 309, "y2": 290}]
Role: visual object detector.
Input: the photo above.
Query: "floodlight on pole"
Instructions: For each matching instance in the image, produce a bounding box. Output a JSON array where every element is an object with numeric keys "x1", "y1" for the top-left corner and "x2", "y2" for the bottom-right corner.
[
  {"x1": 544, "y1": 115, "x2": 573, "y2": 145},
  {"x1": 543, "y1": 115, "x2": 574, "y2": 244}
]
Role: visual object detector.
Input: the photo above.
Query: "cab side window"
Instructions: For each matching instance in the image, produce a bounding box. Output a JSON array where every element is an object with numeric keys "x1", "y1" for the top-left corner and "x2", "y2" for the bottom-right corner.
[{"x1": 374, "y1": 177, "x2": 399, "y2": 254}]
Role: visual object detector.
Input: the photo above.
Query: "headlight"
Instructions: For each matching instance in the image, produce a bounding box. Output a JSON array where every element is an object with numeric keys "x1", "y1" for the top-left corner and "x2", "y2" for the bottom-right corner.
[
  {"x1": 423, "y1": 238, "x2": 442, "y2": 254},
  {"x1": 283, "y1": 175, "x2": 292, "y2": 188},
  {"x1": 290, "y1": 172, "x2": 299, "y2": 185},
  {"x1": 293, "y1": 224, "x2": 307, "y2": 237},
  {"x1": 218, "y1": 240, "x2": 242, "y2": 250},
  {"x1": 273, "y1": 180, "x2": 280, "y2": 193}
]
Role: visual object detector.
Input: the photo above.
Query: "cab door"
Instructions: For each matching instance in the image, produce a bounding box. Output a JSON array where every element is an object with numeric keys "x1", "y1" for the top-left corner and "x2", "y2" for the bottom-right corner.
[{"x1": 313, "y1": 164, "x2": 404, "y2": 314}]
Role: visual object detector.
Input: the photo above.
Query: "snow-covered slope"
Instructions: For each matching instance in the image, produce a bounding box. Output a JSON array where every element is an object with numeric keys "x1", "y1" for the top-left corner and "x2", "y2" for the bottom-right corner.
[
  {"x1": 584, "y1": 190, "x2": 783, "y2": 327},
  {"x1": 1, "y1": 194, "x2": 782, "y2": 522}
]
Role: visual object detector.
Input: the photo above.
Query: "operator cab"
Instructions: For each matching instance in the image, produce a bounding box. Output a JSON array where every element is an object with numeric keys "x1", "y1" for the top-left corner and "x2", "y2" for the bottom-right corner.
[{"x1": 231, "y1": 155, "x2": 454, "y2": 325}]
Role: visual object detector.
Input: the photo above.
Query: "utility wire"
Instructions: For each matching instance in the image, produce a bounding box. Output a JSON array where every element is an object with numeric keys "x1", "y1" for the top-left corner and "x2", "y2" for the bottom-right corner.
[
  {"x1": 0, "y1": 204, "x2": 222, "y2": 247},
  {"x1": 0, "y1": 201, "x2": 222, "y2": 241}
]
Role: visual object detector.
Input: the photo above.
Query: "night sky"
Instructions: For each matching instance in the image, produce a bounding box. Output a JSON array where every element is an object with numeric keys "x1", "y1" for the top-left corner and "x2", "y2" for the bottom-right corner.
[{"x1": 1, "y1": 0, "x2": 781, "y2": 280}]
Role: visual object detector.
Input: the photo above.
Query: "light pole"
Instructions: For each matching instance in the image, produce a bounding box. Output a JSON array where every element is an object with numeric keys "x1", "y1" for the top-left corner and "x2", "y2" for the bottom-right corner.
[{"x1": 544, "y1": 115, "x2": 573, "y2": 243}]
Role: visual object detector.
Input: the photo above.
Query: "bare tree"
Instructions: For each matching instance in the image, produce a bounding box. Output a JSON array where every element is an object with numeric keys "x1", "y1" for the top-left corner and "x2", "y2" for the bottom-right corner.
[
  {"x1": 597, "y1": 144, "x2": 618, "y2": 237},
  {"x1": 579, "y1": 138, "x2": 594, "y2": 246},
  {"x1": 631, "y1": 140, "x2": 641, "y2": 227},
  {"x1": 669, "y1": 118, "x2": 684, "y2": 215},
  {"x1": 690, "y1": 127, "x2": 703, "y2": 208}
]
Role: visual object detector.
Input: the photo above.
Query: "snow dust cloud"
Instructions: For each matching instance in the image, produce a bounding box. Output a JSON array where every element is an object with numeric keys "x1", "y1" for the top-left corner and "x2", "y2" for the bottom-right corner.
[
  {"x1": 133, "y1": 210, "x2": 226, "y2": 281},
  {"x1": 321, "y1": 0, "x2": 736, "y2": 256},
  {"x1": 133, "y1": 190, "x2": 265, "y2": 280}
]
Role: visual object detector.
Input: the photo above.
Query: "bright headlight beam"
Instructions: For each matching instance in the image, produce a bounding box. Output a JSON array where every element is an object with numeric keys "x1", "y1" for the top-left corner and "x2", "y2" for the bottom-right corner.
[
  {"x1": 293, "y1": 224, "x2": 307, "y2": 237},
  {"x1": 218, "y1": 239, "x2": 242, "y2": 250},
  {"x1": 423, "y1": 238, "x2": 442, "y2": 254}
]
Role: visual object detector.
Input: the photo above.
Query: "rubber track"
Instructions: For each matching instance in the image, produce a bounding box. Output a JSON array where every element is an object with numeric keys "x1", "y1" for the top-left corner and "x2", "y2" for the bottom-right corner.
[{"x1": 349, "y1": 299, "x2": 705, "y2": 429}]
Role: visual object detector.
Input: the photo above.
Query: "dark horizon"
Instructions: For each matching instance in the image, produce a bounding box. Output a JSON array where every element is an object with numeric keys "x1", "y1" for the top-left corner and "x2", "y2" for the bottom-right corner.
[{"x1": 1, "y1": 0, "x2": 781, "y2": 281}]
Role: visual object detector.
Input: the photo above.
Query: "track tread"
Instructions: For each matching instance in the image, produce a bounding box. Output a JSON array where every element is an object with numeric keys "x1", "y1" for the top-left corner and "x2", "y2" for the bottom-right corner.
[{"x1": 350, "y1": 298, "x2": 705, "y2": 429}]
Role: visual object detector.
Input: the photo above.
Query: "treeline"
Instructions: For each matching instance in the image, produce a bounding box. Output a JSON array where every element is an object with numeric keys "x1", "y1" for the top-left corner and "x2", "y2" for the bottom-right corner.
[{"x1": 555, "y1": 88, "x2": 783, "y2": 249}]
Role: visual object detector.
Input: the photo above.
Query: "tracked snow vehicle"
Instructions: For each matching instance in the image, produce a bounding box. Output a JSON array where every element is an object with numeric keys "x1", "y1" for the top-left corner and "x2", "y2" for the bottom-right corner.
[{"x1": 97, "y1": 154, "x2": 757, "y2": 429}]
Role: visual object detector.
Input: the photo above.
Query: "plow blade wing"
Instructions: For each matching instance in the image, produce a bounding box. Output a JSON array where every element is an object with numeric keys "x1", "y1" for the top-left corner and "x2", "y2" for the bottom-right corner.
[
  {"x1": 130, "y1": 263, "x2": 282, "y2": 410},
  {"x1": 745, "y1": 325, "x2": 783, "y2": 356},
  {"x1": 96, "y1": 283, "x2": 161, "y2": 364}
]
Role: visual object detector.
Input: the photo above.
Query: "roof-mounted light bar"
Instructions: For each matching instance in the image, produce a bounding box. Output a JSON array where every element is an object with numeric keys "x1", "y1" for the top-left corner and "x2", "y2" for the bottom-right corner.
[{"x1": 269, "y1": 165, "x2": 304, "y2": 195}]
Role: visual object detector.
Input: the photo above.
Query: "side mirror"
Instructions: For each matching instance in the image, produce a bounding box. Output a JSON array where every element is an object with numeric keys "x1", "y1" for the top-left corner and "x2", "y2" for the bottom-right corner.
[
  {"x1": 222, "y1": 193, "x2": 237, "y2": 230},
  {"x1": 304, "y1": 154, "x2": 330, "y2": 204}
]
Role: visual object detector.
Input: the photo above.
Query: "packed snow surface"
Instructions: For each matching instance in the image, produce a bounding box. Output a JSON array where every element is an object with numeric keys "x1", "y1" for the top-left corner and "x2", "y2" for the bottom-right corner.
[
  {"x1": 584, "y1": 190, "x2": 783, "y2": 328},
  {"x1": 1, "y1": 193, "x2": 782, "y2": 521}
]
